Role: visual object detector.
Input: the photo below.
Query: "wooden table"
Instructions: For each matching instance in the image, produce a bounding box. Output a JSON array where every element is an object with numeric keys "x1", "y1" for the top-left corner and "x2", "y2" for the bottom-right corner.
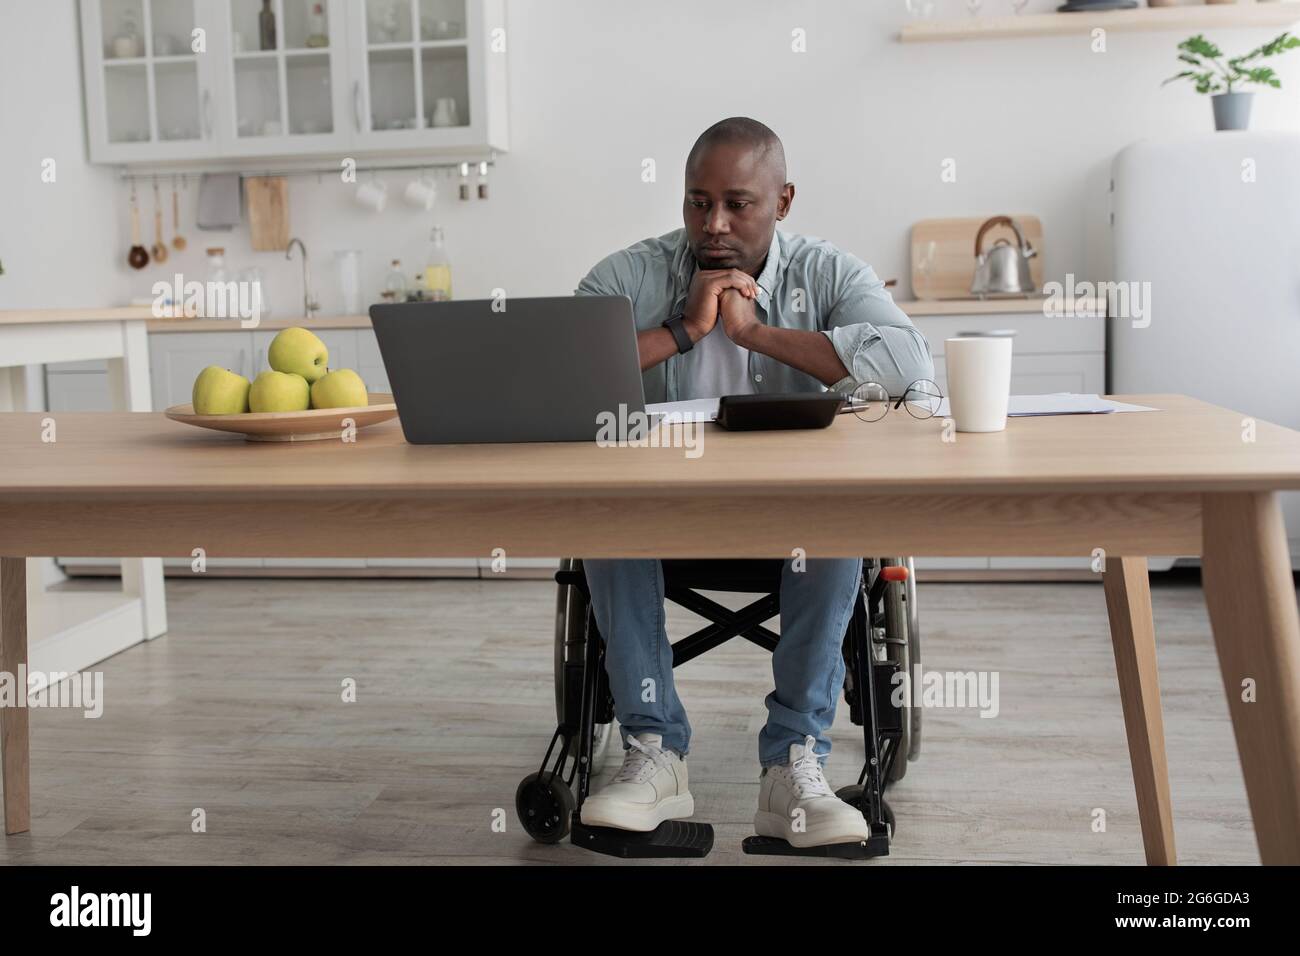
[
  {"x1": 0, "y1": 308, "x2": 166, "y2": 680},
  {"x1": 1, "y1": 394, "x2": 1298, "y2": 864}
]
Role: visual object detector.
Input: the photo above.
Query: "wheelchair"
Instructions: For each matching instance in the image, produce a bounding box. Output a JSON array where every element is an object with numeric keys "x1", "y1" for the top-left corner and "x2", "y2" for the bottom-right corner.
[{"x1": 516, "y1": 557, "x2": 922, "y2": 859}]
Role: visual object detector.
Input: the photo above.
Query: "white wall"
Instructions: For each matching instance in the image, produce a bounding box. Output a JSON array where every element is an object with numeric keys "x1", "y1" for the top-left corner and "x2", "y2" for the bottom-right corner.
[
  {"x1": 0, "y1": 1, "x2": 129, "y2": 309},
  {"x1": 3, "y1": 0, "x2": 1298, "y2": 316}
]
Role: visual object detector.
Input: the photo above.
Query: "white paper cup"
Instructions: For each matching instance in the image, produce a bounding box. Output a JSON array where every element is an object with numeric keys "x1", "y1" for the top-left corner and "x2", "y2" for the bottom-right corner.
[{"x1": 944, "y1": 334, "x2": 1014, "y2": 432}]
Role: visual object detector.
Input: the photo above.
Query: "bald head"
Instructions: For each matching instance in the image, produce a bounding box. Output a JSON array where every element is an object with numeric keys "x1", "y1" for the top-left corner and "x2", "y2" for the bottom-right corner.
[
  {"x1": 682, "y1": 118, "x2": 794, "y2": 276},
  {"x1": 686, "y1": 117, "x2": 787, "y2": 189}
]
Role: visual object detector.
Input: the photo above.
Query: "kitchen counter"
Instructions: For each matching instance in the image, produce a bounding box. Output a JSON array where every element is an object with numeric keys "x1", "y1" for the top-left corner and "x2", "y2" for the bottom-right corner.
[
  {"x1": 895, "y1": 296, "x2": 1104, "y2": 317},
  {"x1": 0, "y1": 307, "x2": 155, "y2": 325},
  {"x1": 4, "y1": 295, "x2": 1105, "y2": 334},
  {"x1": 146, "y1": 314, "x2": 374, "y2": 332}
]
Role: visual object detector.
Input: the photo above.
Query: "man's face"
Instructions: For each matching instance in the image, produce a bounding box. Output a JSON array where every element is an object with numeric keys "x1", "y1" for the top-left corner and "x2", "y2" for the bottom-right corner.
[{"x1": 683, "y1": 140, "x2": 793, "y2": 277}]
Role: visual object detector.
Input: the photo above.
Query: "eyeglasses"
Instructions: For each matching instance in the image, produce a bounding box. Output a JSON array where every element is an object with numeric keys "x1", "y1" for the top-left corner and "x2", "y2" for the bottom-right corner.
[{"x1": 842, "y1": 379, "x2": 944, "y2": 422}]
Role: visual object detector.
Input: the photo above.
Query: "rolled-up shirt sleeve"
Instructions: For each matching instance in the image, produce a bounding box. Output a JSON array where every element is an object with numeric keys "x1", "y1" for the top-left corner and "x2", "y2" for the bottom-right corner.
[
  {"x1": 820, "y1": 256, "x2": 934, "y2": 396},
  {"x1": 576, "y1": 249, "x2": 642, "y2": 300}
]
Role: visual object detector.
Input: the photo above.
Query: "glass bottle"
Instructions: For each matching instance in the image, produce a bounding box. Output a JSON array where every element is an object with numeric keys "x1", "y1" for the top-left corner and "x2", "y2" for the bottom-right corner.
[
  {"x1": 423, "y1": 227, "x2": 452, "y2": 302},
  {"x1": 306, "y1": 3, "x2": 328, "y2": 47},
  {"x1": 259, "y1": 0, "x2": 276, "y2": 51},
  {"x1": 384, "y1": 259, "x2": 408, "y2": 300},
  {"x1": 203, "y1": 248, "x2": 228, "y2": 319}
]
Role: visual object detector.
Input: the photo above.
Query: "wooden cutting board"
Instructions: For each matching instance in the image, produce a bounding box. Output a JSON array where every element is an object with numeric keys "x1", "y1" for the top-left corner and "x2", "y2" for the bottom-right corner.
[
  {"x1": 245, "y1": 176, "x2": 290, "y2": 252},
  {"x1": 911, "y1": 216, "x2": 1043, "y2": 300}
]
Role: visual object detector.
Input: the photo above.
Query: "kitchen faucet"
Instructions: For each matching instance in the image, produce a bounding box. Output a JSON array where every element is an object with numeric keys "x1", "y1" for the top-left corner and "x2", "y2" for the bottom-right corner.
[{"x1": 285, "y1": 237, "x2": 320, "y2": 318}]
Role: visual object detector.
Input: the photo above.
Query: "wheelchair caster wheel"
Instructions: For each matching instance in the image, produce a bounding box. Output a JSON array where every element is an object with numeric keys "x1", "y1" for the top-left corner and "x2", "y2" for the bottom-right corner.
[
  {"x1": 835, "y1": 783, "x2": 865, "y2": 808},
  {"x1": 516, "y1": 772, "x2": 575, "y2": 844},
  {"x1": 835, "y1": 785, "x2": 895, "y2": 835}
]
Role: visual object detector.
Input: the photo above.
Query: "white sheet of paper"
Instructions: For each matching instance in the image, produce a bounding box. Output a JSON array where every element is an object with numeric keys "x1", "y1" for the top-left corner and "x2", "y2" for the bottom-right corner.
[
  {"x1": 646, "y1": 398, "x2": 720, "y2": 422},
  {"x1": 934, "y1": 394, "x2": 1159, "y2": 418},
  {"x1": 649, "y1": 394, "x2": 1159, "y2": 424}
]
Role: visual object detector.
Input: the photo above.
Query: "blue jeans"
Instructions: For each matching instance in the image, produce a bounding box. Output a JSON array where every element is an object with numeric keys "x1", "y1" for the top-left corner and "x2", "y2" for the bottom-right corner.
[{"x1": 582, "y1": 558, "x2": 862, "y2": 768}]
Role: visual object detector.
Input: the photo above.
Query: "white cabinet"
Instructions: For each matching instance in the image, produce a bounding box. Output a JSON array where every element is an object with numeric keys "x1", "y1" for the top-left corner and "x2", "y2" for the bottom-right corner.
[
  {"x1": 910, "y1": 309, "x2": 1107, "y2": 575},
  {"x1": 79, "y1": 0, "x2": 508, "y2": 165},
  {"x1": 46, "y1": 360, "x2": 115, "y2": 411},
  {"x1": 80, "y1": 0, "x2": 224, "y2": 163},
  {"x1": 149, "y1": 329, "x2": 251, "y2": 408},
  {"x1": 356, "y1": 327, "x2": 390, "y2": 392},
  {"x1": 347, "y1": 0, "x2": 507, "y2": 154},
  {"x1": 219, "y1": 0, "x2": 354, "y2": 156}
]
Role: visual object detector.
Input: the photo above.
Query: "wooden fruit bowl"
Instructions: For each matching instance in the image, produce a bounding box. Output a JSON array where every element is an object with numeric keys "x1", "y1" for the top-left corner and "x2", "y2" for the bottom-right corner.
[{"x1": 165, "y1": 393, "x2": 397, "y2": 442}]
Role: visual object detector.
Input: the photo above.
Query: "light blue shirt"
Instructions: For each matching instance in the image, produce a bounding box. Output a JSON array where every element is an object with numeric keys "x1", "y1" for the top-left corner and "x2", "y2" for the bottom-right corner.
[
  {"x1": 679, "y1": 321, "x2": 755, "y2": 401},
  {"x1": 576, "y1": 228, "x2": 934, "y2": 404}
]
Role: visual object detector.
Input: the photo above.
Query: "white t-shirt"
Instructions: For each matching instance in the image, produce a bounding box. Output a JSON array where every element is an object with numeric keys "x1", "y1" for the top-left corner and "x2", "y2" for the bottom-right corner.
[{"x1": 679, "y1": 322, "x2": 756, "y2": 401}]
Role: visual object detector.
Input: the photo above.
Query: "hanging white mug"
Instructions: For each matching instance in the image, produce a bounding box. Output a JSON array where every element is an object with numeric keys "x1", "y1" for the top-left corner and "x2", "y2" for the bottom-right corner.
[
  {"x1": 354, "y1": 179, "x2": 388, "y2": 212},
  {"x1": 403, "y1": 175, "x2": 437, "y2": 211}
]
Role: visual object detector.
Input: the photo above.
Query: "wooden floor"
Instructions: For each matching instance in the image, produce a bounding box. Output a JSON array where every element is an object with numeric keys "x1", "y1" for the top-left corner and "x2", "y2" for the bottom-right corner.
[{"x1": 0, "y1": 573, "x2": 1260, "y2": 865}]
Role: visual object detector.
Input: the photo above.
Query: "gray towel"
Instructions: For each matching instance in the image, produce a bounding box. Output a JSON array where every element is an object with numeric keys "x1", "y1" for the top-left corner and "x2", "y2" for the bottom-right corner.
[{"x1": 196, "y1": 173, "x2": 242, "y2": 230}]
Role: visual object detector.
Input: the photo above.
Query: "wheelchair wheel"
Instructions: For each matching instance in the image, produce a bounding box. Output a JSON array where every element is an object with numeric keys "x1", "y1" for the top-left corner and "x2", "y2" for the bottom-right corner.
[
  {"x1": 903, "y1": 557, "x2": 922, "y2": 761},
  {"x1": 834, "y1": 784, "x2": 896, "y2": 836},
  {"x1": 880, "y1": 559, "x2": 915, "y2": 782},
  {"x1": 554, "y1": 560, "x2": 616, "y2": 769},
  {"x1": 516, "y1": 772, "x2": 575, "y2": 844}
]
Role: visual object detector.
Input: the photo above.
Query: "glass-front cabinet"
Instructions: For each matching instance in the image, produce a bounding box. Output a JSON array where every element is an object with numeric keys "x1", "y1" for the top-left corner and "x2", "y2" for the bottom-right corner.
[
  {"x1": 222, "y1": 0, "x2": 351, "y2": 155},
  {"x1": 81, "y1": 0, "x2": 220, "y2": 161},
  {"x1": 348, "y1": 0, "x2": 479, "y2": 151},
  {"x1": 79, "y1": 0, "x2": 508, "y2": 164}
]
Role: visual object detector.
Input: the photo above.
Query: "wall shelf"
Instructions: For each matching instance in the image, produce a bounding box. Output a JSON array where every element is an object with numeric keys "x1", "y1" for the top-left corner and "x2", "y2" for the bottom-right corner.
[{"x1": 899, "y1": 2, "x2": 1300, "y2": 43}]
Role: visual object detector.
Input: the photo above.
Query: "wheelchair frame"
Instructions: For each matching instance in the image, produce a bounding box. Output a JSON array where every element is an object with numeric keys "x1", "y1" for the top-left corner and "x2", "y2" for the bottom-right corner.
[{"x1": 516, "y1": 557, "x2": 920, "y2": 859}]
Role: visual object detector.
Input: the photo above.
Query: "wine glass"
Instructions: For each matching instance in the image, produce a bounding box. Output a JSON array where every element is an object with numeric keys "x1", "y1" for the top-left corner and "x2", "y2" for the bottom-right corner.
[{"x1": 966, "y1": 0, "x2": 983, "y2": 16}]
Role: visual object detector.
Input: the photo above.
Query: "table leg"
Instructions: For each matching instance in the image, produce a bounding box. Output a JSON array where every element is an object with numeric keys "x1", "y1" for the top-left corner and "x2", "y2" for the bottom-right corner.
[
  {"x1": 1, "y1": 557, "x2": 31, "y2": 835},
  {"x1": 1104, "y1": 556, "x2": 1176, "y2": 865},
  {"x1": 0, "y1": 365, "x2": 30, "y2": 412},
  {"x1": 1202, "y1": 492, "x2": 1300, "y2": 864},
  {"x1": 107, "y1": 320, "x2": 167, "y2": 640}
]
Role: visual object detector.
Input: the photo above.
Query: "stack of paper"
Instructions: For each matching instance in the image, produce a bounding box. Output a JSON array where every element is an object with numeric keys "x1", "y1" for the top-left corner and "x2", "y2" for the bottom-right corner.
[
  {"x1": 647, "y1": 394, "x2": 1158, "y2": 424},
  {"x1": 934, "y1": 394, "x2": 1158, "y2": 417}
]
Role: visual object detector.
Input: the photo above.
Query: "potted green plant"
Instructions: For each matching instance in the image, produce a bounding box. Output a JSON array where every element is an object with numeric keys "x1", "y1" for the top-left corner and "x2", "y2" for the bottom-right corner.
[{"x1": 1164, "y1": 32, "x2": 1300, "y2": 131}]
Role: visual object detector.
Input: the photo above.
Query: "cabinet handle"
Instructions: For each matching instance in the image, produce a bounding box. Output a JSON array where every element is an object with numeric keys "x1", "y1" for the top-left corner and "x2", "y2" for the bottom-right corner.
[
  {"x1": 238, "y1": 348, "x2": 249, "y2": 378},
  {"x1": 202, "y1": 89, "x2": 212, "y2": 139},
  {"x1": 353, "y1": 81, "x2": 363, "y2": 132}
]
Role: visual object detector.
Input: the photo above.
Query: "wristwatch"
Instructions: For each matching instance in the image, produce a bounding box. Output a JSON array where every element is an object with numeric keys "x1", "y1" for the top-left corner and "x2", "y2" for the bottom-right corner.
[{"x1": 662, "y1": 313, "x2": 693, "y2": 354}]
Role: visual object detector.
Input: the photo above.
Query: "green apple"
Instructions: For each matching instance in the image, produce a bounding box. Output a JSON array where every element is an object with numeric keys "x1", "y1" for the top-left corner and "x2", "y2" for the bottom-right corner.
[
  {"x1": 192, "y1": 365, "x2": 251, "y2": 415},
  {"x1": 267, "y1": 327, "x2": 329, "y2": 383},
  {"x1": 310, "y1": 368, "x2": 369, "y2": 410},
  {"x1": 248, "y1": 370, "x2": 310, "y2": 413}
]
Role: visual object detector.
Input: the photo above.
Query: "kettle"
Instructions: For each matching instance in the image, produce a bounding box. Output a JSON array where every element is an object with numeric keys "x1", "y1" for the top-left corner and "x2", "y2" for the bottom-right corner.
[{"x1": 970, "y1": 216, "x2": 1037, "y2": 298}]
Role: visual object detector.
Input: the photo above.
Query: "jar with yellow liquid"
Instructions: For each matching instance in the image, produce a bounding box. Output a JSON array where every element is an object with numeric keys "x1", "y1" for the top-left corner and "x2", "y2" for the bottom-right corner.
[{"x1": 423, "y1": 226, "x2": 452, "y2": 301}]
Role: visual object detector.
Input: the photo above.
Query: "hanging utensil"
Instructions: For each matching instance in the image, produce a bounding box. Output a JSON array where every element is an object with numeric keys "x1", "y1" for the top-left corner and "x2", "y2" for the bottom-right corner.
[
  {"x1": 127, "y1": 186, "x2": 149, "y2": 270},
  {"x1": 171, "y1": 177, "x2": 187, "y2": 251},
  {"x1": 151, "y1": 182, "x2": 169, "y2": 265}
]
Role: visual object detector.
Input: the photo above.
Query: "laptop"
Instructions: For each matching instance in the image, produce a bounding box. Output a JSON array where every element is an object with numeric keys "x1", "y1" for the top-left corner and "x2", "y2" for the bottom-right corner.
[{"x1": 369, "y1": 296, "x2": 647, "y2": 444}]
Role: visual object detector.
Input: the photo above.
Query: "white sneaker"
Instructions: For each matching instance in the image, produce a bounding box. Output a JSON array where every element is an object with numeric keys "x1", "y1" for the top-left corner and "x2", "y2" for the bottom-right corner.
[
  {"x1": 579, "y1": 732, "x2": 694, "y2": 832},
  {"x1": 754, "y1": 736, "x2": 871, "y2": 848}
]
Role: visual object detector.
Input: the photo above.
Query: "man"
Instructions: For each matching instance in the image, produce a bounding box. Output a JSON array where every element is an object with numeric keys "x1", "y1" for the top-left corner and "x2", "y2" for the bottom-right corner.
[{"x1": 573, "y1": 117, "x2": 933, "y2": 848}]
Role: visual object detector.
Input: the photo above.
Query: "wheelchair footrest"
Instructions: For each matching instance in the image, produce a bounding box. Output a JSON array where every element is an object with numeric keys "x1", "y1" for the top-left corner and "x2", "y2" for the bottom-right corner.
[
  {"x1": 741, "y1": 830, "x2": 889, "y2": 859},
  {"x1": 571, "y1": 818, "x2": 714, "y2": 858}
]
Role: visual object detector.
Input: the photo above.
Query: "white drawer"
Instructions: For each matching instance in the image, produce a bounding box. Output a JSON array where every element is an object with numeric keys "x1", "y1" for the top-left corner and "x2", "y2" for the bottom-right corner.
[{"x1": 913, "y1": 313, "x2": 1105, "y2": 356}]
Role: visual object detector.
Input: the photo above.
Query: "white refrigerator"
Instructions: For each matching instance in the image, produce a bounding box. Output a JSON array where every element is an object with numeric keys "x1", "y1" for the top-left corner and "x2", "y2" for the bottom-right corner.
[{"x1": 1110, "y1": 131, "x2": 1300, "y2": 564}]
